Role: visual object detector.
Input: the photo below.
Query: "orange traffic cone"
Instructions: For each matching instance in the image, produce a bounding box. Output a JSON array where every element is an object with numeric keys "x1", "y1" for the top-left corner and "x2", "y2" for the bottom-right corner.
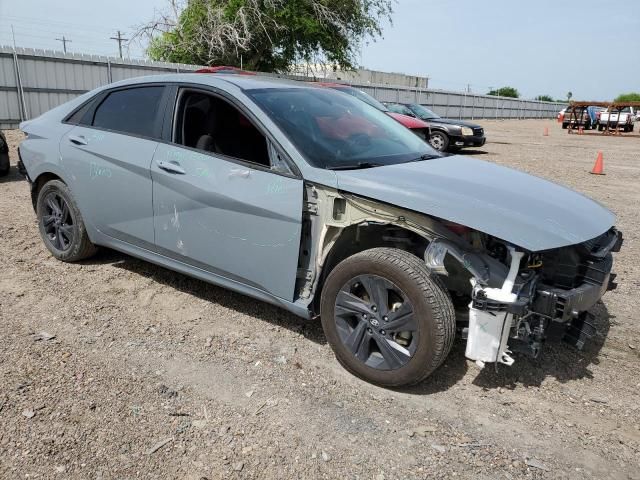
[
  {"x1": 543, "y1": 127, "x2": 549, "y2": 136},
  {"x1": 590, "y1": 152, "x2": 605, "y2": 175}
]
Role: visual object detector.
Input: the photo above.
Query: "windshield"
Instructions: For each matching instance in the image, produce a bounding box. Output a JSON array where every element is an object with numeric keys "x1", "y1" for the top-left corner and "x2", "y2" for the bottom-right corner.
[
  {"x1": 386, "y1": 103, "x2": 415, "y2": 116},
  {"x1": 248, "y1": 87, "x2": 438, "y2": 170},
  {"x1": 333, "y1": 86, "x2": 389, "y2": 112},
  {"x1": 408, "y1": 104, "x2": 440, "y2": 119}
]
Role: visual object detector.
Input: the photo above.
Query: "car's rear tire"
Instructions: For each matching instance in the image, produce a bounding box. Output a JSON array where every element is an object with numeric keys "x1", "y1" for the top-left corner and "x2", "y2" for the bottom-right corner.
[
  {"x1": 0, "y1": 152, "x2": 9, "y2": 177},
  {"x1": 320, "y1": 248, "x2": 456, "y2": 387},
  {"x1": 561, "y1": 123, "x2": 568, "y2": 129},
  {"x1": 428, "y1": 131, "x2": 450, "y2": 152},
  {"x1": 36, "y1": 179, "x2": 97, "y2": 262}
]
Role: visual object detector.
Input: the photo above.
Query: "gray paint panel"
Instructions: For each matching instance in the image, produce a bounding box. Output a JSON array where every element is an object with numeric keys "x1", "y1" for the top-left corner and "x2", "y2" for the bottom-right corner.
[
  {"x1": 152, "y1": 143, "x2": 304, "y2": 301},
  {"x1": 59, "y1": 126, "x2": 157, "y2": 246}
]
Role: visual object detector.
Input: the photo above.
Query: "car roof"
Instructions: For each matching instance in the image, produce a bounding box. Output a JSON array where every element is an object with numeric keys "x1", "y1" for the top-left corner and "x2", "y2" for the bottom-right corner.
[{"x1": 109, "y1": 72, "x2": 311, "y2": 92}]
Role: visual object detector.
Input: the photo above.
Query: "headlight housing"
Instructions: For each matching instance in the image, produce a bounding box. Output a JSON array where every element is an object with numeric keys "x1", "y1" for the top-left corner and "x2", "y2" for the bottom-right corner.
[{"x1": 461, "y1": 126, "x2": 474, "y2": 136}]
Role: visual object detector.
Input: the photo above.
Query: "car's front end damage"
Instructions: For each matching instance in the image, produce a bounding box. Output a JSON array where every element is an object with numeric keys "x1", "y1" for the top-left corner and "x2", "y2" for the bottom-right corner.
[
  {"x1": 297, "y1": 154, "x2": 622, "y2": 369},
  {"x1": 424, "y1": 225, "x2": 622, "y2": 366}
]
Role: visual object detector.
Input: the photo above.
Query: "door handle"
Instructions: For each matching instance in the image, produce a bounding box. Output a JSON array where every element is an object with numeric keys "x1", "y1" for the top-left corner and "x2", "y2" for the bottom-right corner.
[
  {"x1": 69, "y1": 135, "x2": 88, "y2": 146},
  {"x1": 157, "y1": 160, "x2": 186, "y2": 175},
  {"x1": 229, "y1": 168, "x2": 251, "y2": 179}
]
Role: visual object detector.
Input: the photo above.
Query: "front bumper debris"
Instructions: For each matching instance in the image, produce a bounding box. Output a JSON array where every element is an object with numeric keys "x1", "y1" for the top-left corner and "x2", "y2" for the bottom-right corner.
[
  {"x1": 464, "y1": 228, "x2": 622, "y2": 366},
  {"x1": 531, "y1": 229, "x2": 622, "y2": 323}
]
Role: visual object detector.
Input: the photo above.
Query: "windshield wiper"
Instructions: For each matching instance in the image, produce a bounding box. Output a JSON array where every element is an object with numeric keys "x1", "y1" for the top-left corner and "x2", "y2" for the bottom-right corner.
[
  {"x1": 405, "y1": 153, "x2": 441, "y2": 163},
  {"x1": 327, "y1": 162, "x2": 383, "y2": 171}
]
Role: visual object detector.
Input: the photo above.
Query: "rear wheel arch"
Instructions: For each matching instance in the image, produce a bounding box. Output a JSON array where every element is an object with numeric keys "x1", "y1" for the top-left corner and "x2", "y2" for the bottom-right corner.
[
  {"x1": 35, "y1": 178, "x2": 97, "y2": 262},
  {"x1": 31, "y1": 172, "x2": 64, "y2": 211}
]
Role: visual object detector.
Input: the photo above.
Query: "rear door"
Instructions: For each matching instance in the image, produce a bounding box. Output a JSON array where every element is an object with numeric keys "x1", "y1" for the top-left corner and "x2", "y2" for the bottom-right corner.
[
  {"x1": 60, "y1": 85, "x2": 168, "y2": 248},
  {"x1": 151, "y1": 87, "x2": 303, "y2": 301}
]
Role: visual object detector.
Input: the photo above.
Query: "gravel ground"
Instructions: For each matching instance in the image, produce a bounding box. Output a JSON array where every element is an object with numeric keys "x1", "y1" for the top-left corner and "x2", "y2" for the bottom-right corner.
[{"x1": 1, "y1": 120, "x2": 639, "y2": 479}]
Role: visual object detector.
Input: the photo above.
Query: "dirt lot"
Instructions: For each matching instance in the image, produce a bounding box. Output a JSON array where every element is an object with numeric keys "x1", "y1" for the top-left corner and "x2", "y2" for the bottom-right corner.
[{"x1": 1, "y1": 120, "x2": 639, "y2": 479}]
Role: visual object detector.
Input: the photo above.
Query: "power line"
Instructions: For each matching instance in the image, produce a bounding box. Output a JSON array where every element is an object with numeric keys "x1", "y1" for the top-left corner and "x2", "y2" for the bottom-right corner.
[
  {"x1": 0, "y1": 26, "x2": 117, "y2": 43},
  {"x1": 55, "y1": 35, "x2": 72, "y2": 53},
  {"x1": 0, "y1": 33, "x2": 147, "y2": 60},
  {"x1": 110, "y1": 30, "x2": 128, "y2": 59},
  {"x1": 2, "y1": 14, "x2": 121, "y2": 35}
]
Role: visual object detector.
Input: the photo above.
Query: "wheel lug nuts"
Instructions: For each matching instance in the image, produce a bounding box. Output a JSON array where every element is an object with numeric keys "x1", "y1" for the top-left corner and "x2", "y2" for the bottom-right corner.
[
  {"x1": 380, "y1": 330, "x2": 386, "y2": 335},
  {"x1": 372, "y1": 306, "x2": 377, "y2": 312},
  {"x1": 367, "y1": 328, "x2": 372, "y2": 334},
  {"x1": 383, "y1": 316, "x2": 388, "y2": 322}
]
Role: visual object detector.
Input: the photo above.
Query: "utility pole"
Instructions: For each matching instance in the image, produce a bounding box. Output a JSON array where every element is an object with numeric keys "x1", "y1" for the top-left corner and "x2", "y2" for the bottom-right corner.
[
  {"x1": 55, "y1": 35, "x2": 72, "y2": 53},
  {"x1": 110, "y1": 30, "x2": 128, "y2": 59},
  {"x1": 11, "y1": 24, "x2": 17, "y2": 50}
]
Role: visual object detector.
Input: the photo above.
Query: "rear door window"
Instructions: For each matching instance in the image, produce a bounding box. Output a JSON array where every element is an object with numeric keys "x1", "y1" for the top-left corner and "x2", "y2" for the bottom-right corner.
[{"x1": 92, "y1": 86, "x2": 165, "y2": 138}]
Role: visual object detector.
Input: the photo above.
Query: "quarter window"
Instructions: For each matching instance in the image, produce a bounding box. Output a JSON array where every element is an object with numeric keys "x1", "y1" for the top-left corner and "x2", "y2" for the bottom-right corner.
[
  {"x1": 65, "y1": 100, "x2": 95, "y2": 125},
  {"x1": 92, "y1": 86, "x2": 164, "y2": 138}
]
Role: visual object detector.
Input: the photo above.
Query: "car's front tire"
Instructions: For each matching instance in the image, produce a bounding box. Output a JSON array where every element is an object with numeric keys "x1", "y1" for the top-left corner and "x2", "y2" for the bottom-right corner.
[
  {"x1": 320, "y1": 248, "x2": 456, "y2": 387},
  {"x1": 428, "y1": 131, "x2": 450, "y2": 152},
  {"x1": 36, "y1": 179, "x2": 97, "y2": 262}
]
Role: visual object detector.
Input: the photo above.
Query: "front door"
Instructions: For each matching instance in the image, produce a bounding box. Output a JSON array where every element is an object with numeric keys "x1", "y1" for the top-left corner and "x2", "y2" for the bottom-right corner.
[{"x1": 151, "y1": 89, "x2": 303, "y2": 301}]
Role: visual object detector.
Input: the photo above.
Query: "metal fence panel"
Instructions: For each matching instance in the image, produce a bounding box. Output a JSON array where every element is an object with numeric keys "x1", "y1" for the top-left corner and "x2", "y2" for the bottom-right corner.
[
  {"x1": 24, "y1": 91, "x2": 76, "y2": 120},
  {"x1": 0, "y1": 55, "x2": 17, "y2": 87},
  {"x1": 0, "y1": 90, "x2": 21, "y2": 129},
  {"x1": 0, "y1": 45, "x2": 566, "y2": 129}
]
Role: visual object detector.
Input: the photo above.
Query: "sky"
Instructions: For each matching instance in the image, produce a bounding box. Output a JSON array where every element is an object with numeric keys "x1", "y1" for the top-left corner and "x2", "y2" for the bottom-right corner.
[{"x1": 1, "y1": 0, "x2": 639, "y2": 100}]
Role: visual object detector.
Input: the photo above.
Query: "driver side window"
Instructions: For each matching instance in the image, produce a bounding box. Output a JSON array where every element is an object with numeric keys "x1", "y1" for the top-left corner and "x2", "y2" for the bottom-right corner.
[{"x1": 175, "y1": 90, "x2": 274, "y2": 169}]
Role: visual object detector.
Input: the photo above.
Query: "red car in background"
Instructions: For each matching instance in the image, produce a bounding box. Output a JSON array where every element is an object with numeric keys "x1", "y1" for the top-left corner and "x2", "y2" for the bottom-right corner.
[{"x1": 313, "y1": 83, "x2": 430, "y2": 140}]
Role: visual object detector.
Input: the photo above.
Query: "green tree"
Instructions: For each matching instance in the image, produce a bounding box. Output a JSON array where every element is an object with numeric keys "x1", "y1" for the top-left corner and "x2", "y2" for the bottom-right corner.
[
  {"x1": 535, "y1": 95, "x2": 553, "y2": 102},
  {"x1": 139, "y1": 0, "x2": 393, "y2": 72},
  {"x1": 487, "y1": 87, "x2": 520, "y2": 98},
  {"x1": 567, "y1": 91, "x2": 573, "y2": 101},
  {"x1": 614, "y1": 92, "x2": 640, "y2": 103}
]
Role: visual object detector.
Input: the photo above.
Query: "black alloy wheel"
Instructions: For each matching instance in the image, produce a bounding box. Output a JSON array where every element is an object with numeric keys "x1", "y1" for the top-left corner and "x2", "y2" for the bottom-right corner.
[
  {"x1": 334, "y1": 274, "x2": 417, "y2": 370},
  {"x1": 41, "y1": 191, "x2": 74, "y2": 252}
]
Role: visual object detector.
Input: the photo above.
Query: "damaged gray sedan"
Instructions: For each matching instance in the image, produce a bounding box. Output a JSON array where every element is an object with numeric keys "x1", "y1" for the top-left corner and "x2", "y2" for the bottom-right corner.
[{"x1": 18, "y1": 74, "x2": 622, "y2": 387}]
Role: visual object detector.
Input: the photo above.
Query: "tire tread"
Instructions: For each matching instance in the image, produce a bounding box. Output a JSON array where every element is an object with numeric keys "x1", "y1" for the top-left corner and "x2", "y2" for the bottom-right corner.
[
  {"x1": 322, "y1": 247, "x2": 456, "y2": 387},
  {"x1": 37, "y1": 179, "x2": 97, "y2": 262}
]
